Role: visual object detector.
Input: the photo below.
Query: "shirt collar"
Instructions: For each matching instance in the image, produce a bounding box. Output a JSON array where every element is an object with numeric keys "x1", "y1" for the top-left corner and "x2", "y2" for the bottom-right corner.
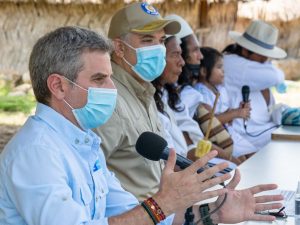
[
  {"x1": 35, "y1": 103, "x2": 101, "y2": 149},
  {"x1": 111, "y1": 61, "x2": 155, "y2": 98}
]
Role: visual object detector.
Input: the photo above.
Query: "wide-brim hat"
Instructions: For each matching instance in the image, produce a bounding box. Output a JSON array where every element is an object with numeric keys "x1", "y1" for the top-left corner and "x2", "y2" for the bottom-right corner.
[
  {"x1": 229, "y1": 20, "x2": 287, "y2": 59},
  {"x1": 108, "y1": 2, "x2": 181, "y2": 39}
]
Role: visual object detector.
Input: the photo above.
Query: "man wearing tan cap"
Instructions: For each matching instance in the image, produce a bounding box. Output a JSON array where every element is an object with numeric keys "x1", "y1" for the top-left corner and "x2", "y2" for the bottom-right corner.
[
  {"x1": 91, "y1": 2, "x2": 284, "y2": 224},
  {"x1": 223, "y1": 20, "x2": 287, "y2": 152},
  {"x1": 94, "y1": 2, "x2": 181, "y2": 202}
]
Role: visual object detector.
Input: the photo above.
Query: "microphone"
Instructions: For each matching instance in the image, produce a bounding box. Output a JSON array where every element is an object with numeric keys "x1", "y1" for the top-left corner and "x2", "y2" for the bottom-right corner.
[
  {"x1": 136, "y1": 131, "x2": 203, "y2": 171},
  {"x1": 242, "y1": 85, "x2": 250, "y2": 103},
  {"x1": 241, "y1": 85, "x2": 250, "y2": 129},
  {"x1": 136, "y1": 131, "x2": 232, "y2": 176}
]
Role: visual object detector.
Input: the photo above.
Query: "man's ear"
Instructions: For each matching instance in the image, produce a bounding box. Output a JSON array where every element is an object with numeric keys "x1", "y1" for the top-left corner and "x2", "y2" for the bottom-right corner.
[
  {"x1": 113, "y1": 38, "x2": 125, "y2": 58},
  {"x1": 47, "y1": 74, "x2": 68, "y2": 100}
]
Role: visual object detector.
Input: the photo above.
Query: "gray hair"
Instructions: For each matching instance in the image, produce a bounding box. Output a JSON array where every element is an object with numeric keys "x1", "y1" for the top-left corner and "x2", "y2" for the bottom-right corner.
[{"x1": 29, "y1": 26, "x2": 113, "y2": 105}]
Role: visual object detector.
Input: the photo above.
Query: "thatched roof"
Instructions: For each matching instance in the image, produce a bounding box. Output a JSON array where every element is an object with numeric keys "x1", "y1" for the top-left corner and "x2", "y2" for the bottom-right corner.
[
  {"x1": 0, "y1": 0, "x2": 194, "y2": 4},
  {"x1": 238, "y1": 0, "x2": 300, "y2": 21}
]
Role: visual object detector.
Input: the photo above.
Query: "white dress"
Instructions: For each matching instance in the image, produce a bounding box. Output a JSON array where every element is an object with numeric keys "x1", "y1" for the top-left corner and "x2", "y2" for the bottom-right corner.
[
  {"x1": 158, "y1": 100, "x2": 189, "y2": 157},
  {"x1": 223, "y1": 54, "x2": 285, "y2": 150},
  {"x1": 194, "y1": 83, "x2": 256, "y2": 157},
  {"x1": 166, "y1": 87, "x2": 204, "y2": 149},
  {"x1": 159, "y1": 89, "x2": 237, "y2": 169}
]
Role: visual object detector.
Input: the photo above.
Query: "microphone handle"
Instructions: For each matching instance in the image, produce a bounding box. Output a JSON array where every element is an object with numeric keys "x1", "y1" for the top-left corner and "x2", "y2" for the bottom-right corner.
[
  {"x1": 242, "y1": 97, "x2": 249, "y2": 129},
  {"x1": 161, "y1": 148, "x2": 207, "y2": 173},
  {"x1": 161, "y1": 147, "x2": 231, "y2": 176}
]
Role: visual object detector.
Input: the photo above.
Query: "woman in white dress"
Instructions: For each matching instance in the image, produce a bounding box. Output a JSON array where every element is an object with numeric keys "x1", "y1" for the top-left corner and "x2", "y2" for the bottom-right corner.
[
  {"x1": 152, "y1": 35, "x2": 200, "y2": 159},
  {"x1": 152, "y1": 35, "x2": 237, "y2": 169},
  {"x1": 165, "y1": 14, "x2": 241, "y2": 164},
  {"x1": 194, "y1": 47, "x2": 255, "y2": 159}
]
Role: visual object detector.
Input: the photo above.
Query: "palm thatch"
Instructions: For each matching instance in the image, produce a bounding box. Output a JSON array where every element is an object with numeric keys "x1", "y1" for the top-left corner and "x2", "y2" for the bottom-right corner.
[{"x1": 0, "y1": 0, "x2": 299, "y2": 80}]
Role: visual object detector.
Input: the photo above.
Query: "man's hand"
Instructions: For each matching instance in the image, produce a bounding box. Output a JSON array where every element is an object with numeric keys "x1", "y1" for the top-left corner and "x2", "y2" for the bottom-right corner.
[
  {"x1": 154, "y1": 150, "x2": 231, "y2": 216},
  {"x1": 211, "y1": 169, "x2": 283, "y2": 224}
]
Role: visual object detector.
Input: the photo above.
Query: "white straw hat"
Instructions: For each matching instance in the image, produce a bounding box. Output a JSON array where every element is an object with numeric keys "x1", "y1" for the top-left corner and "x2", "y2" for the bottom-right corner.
[
  {"x1": 164, "y1": 14, "x2": 194, "y2": 44},
  {"x1": 229, "y1": 20, "x2": 287, "y2": 59}
]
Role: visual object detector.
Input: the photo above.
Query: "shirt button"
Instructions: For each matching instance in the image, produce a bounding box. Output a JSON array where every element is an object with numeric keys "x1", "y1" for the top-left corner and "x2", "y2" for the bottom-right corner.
[
  {"x1": 84, "y1": 138, "x2": 89, "y2": 144},
  {"x1": 75, "y1": 139, "x2": 79, "y2": 144}
]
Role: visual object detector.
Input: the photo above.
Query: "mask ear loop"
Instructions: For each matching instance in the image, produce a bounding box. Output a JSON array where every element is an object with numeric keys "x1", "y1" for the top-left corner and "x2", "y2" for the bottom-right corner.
[
  {"x1": 122, "y1": 56, "x2": 134, "y2": 68},
  {"x1": 61, "y1": 76, "x2": 88, "y2": 110},
  {"x1": 63, "y1": 76, "x2": 88, "y2": 92},
  {"x1": 63, "y1": 99, "x2": 74, "y2": 110},
  {"x1": 120, "y1": 41, "x2": 136, "y2": 68},
  {"x1": 122, "y1": 40, "x2": 136, "y2": 51}
]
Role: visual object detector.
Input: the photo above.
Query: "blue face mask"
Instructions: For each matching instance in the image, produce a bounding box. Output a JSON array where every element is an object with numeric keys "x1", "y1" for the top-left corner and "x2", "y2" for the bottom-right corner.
[
  {"x1": 123, "y1": 42, "x2": 166, "y2": 82},
  {"x1": 63, "y1": 78, "x2": 117, "y2": 130}
]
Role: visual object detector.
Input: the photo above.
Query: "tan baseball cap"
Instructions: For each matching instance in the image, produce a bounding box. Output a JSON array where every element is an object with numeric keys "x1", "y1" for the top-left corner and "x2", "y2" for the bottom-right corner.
[{"x1": 108, "y1": 2, "x2": 181, "y2": 39}]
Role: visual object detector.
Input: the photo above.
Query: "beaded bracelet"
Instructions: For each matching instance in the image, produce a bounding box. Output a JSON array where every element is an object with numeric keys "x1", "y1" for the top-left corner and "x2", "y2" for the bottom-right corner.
[
  {"x1": 199, "y1": 203, "x2": 216, "y2": 225},
  {"x1": 141, "y1": 197, "x2": 166, "y2": 224}
]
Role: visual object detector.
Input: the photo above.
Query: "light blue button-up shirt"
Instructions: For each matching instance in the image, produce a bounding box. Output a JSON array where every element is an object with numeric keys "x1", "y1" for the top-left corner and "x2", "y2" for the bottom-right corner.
[{"x1": 0, "y1": 103, "x2": 173, "y2": 225}]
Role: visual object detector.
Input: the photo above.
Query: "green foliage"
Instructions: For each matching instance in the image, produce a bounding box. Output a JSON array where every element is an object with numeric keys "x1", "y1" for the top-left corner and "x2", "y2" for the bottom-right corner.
[
  {"x1": 0, "y1": 85, "x2": 10, "y2": 96},
  {"x1": 0, "y1": 85, "x2": 36, "y2": 113}
]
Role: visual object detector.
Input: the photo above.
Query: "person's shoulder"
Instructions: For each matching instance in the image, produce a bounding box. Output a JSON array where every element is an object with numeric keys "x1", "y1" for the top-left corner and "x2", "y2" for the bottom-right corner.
[
  {"x1": 217, "y1": 84, "x2": 227, "y2": 92},
  {"x1": 180, "y1": 85, "x2": 203, "y2": 104},
  {"x1": 194, "y1": 82, "x2": 205, "y2": 90},
  {"x1": 194, "y1": 83, "x2": 209, "y2": 92},
  {"x1": 0, "y1": 118, "x2": 61, "y2": 172},
  {"x1": 224, "y1": 54, "x2": 247, "y2": 64},
  {"x1": 182, "y1": 85, "x2": 199, "y2": 94}
]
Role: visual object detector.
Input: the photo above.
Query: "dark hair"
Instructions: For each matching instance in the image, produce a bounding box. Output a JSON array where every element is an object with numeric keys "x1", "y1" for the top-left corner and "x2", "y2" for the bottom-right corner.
[
  {"x1": 152, "y1": 36, "x2": 184, "y2": 114},
  {"x1": 152, "y1": 78, "x2": 165, "y2": 114},
  {"x1": 177, "y1": 35, "x2": 195, "y2": 90},
  {"x1": 200, "y1": 47, "x2": 223, "y2": 82},
  {"x1": 165, "y1": 83, "x2": 184, "y2": 112},
  {"x1": 222, "y1": 43, "x2": 254, "y2": 57}
]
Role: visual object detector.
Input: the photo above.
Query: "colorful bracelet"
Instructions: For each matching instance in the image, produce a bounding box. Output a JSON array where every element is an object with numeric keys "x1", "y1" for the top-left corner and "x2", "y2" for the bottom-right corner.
[
  {"x1": 199, "y1": 203, "x2": 216, "y2": 225},
  {"x1": 141, "y1": 197, "x2": 166, "y2": 224},
  {"x1": 141, "y1": 201, "x2": 158, "y2": 224}
]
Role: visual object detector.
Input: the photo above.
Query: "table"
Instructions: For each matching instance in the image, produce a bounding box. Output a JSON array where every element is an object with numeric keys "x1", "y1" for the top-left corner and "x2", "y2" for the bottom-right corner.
[
  {"x1": 220, "y1": 140, "x2": 300, "y2": 225},
  {"x1": 272, "y1": 126, "x2": 300, "y2": 141}
]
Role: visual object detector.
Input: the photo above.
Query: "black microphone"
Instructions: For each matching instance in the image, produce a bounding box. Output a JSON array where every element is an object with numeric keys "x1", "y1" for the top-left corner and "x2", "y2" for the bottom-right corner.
[
  {"x1": 242, "y1": 85, "x2": 250, "y2": 103},
  {"x1": 241, "y1": 85, "x2": 250, "y2": 129},
  {"x1": 136, "y1": 131, "x2": 231, "y2": 189},
  {"x1": 136, "y1": 131, "x2": 204, "y2": 171}
]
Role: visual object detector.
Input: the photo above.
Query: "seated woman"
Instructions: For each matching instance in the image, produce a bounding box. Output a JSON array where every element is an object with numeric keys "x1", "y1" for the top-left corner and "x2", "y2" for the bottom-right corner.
[
  {"x1": 194, "y1": 47, "x2": 255, "y2": 159},
  {"x1": 164, "y1": 14, "x2": 241, "y2": 164},
  {"x1": 152, "y1": 35, "x2": 237, "y2": 169},
  {"x1": 152, "y1": 35, "x2": 201, "y2": 159}
]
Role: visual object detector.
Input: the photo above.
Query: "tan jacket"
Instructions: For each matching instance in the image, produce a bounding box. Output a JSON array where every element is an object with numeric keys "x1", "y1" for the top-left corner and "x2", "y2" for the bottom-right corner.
[{"x1": 94, "y1": 61, "x2": 165, "y2": 202}]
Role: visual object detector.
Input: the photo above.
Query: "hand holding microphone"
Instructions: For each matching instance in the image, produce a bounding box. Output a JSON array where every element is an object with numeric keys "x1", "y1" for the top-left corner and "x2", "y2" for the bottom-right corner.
[{"x1": 136, "y1": 131, "x2": 231, "y2": 214}]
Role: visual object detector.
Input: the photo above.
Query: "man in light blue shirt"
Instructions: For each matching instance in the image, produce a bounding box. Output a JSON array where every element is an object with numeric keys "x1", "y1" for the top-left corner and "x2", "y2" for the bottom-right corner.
[{"x1": 0, "y1": 25, "x2": 283, "y2": 225}]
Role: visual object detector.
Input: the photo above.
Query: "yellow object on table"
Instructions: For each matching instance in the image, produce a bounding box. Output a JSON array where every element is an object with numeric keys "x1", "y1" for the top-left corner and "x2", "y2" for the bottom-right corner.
[
  {"x1": 195, "y1": 139, "x2": 212, "y2": 158},
  {"x1": 195, "y1": 92, "x2": 220, "y2": 158}
]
